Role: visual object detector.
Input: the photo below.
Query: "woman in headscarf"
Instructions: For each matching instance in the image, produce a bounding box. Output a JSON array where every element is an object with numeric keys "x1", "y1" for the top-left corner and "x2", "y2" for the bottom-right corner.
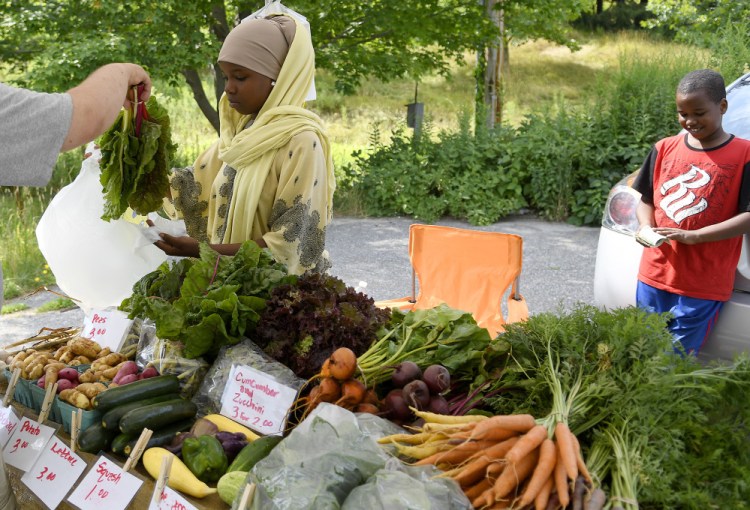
[{"x1": 154, "y1": 14, "x2": 335, "y2": 274}]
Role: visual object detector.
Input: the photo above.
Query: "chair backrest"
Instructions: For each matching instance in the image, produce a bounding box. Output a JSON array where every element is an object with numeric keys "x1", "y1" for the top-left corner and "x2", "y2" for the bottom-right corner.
[{"x1": 408, "y1": 224, "x2": 524, "y2": 334}]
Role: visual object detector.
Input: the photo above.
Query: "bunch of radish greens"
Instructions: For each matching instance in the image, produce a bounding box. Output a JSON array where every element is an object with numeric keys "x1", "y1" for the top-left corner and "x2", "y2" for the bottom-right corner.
[{"x1": 481, "y1": 305, "x2": 750, "y2": 509}]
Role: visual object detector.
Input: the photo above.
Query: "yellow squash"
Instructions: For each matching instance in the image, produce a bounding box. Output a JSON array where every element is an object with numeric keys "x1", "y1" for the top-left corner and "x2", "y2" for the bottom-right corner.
[
  {"x1": 203, "y1": 414, "x2": 260, "y2": 441},
  {"x1": 142, "y1": 447, "x2": 217, "y2": 498}
]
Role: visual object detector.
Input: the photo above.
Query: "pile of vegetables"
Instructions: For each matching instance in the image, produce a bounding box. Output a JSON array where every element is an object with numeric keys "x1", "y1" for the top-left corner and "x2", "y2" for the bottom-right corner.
[
  {"x1": 76, "y1": 374, "x2": 197, "y2": 455},
  {"x1": 254, "y1": 273, "x2": 391, "y2": 378},
  {"x1": 98, "y1": 89, "x2": 177, "y2": 221},
  {"x1": 381, "y1": 409, "x2": 605, "y2": 509},
  {"x1": 120, "y1": 241, "x2": 293, "y2": 359},
  {"x1": 473, "y1": 305, "x2": 750, "y2": 509}
]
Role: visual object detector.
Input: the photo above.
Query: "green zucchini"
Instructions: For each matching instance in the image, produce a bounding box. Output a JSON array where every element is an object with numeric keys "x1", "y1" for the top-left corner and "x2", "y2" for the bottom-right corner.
[
  {"x1": 92, "y1": 375, "x2": 180, "y2": 411},
  {"x1": 119, "y1": 398, "x2": 197, "y2": 435},
  {"x1": 110, "y1": 432, "x2": 137, "y2": 455},
  {"x1": 226, "y1": 434, "x2": 282, "y2": 472},
  {"x1": 110, "y1": 418, "x2": 195, "y2": 456},
  {"x1": 101, "y1": 392, "x2": 181, "y2": 430},
  {"x1": 77, "y1": 422, "x2": 120, "y2": 454}
]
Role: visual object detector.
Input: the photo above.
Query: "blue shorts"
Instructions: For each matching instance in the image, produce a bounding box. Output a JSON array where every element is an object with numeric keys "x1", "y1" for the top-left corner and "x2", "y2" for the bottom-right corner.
[{"x1": 636, "y1": 281, "x2": 723, "y2": 356}]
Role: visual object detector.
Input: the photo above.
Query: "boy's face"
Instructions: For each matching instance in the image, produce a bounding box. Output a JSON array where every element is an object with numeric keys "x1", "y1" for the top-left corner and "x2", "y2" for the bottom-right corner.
[
  {"x1": 219, "y1": 61, "x2": 274, "y2": 116},
  {"x1": 676, "y1": 89, "x2": 728, "y2": 146}
]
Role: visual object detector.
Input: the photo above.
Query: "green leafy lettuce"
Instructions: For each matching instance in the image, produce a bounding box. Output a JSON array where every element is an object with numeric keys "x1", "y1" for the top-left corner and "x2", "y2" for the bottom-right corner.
[{"x1": 120, "y1": 241, "x2": 294, "y2": 359}]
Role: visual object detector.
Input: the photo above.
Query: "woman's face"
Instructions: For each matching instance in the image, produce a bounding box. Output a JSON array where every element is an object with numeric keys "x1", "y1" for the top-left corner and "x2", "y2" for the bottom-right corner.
[{"x1": 219, "y1": 61, "x2": 274, "y2": 116}]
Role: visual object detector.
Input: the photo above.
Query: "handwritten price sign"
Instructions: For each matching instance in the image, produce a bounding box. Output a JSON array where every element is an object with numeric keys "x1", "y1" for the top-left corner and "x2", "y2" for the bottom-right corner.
[
  {"x1": 67, "y1": 456, "x2": 143, "y2": 510},
  {"x1": 148, "y1": 485, "x2": 197, "y2": 510},
  {"x1": 0, "y1": 406, "x2": 20, "y2": 448},
  {"x1": 21, "y1": 439, "x2": 86, "y2": 509},
  {"x1": 81, "y1": 309, "x2": 133, "y2": 352},
  {"x1": 2, "y1": 418, "x2": 54, "y2": 471},
  {"x1": 219, "y1": 364, "x2": 298, "y2": 435}
]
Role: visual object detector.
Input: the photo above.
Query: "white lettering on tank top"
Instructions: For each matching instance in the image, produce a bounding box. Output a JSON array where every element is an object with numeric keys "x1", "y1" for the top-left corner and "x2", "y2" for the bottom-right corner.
[{"x1": 658, "y1": 164, "x2": 710, "y2": 224}]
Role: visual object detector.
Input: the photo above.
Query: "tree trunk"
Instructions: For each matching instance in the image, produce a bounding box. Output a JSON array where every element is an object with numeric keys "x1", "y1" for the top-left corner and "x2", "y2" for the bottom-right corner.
[
  {"x1": 596, "y1": 0, "x2": 604, "y2": 14},
  {"x1": 182, "y1": 69, "x2": 220, "y2": 134},
  {"x1": 482, "y1": 0, "x2": 505, "y2": 129}
]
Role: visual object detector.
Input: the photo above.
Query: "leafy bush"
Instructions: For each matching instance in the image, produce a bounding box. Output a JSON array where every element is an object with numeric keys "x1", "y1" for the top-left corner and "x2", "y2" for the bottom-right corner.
[{"x1": 348, "y1": 51, "x2": 701, "y2": 226}]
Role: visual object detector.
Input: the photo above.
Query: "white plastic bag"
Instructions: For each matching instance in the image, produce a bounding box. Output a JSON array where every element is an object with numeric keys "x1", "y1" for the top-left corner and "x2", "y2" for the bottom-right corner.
[{"x1": 36, "y1": 143, "x2": 167, "y2": 312}]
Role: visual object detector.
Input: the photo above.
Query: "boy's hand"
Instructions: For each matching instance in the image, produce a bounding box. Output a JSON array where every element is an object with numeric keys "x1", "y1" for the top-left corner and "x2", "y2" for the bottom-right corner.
[{"x1": 653, "y1": 227, "x2": 701, "y2": 245}]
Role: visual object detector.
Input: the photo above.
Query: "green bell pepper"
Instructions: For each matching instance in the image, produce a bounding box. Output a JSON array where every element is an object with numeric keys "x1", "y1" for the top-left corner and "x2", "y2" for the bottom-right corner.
[{"x1": 181, "y1": 435, "x2": 228, "y2": 483}]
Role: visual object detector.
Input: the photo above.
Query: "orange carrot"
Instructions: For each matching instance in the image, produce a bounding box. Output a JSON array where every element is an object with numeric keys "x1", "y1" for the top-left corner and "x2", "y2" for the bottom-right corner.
[
  {"x1": 453, "y1": 456, "x2": 492, "y2": 487},
  {"x1": 553, "y1": 446, "x2": 570, "y2": 507},
  {"x1": 465, "y1": 414, "x2": 536, "y2": 441},
  {"x1": 472, "y1": 486, "x2": 496, "y2": 509},
  {"x1": 554, "y1": 422, "x2": 578, "y2": 481},
  {"x1": 466, "y1": 436, "x2": 519, "y2": 463},
  {"x1": 517, "y1": 438, "x2": 558, "y2": 507},
  {"x1": 570, "y1": 430, "x2": 593, "y2": 485},
  {"x1": 415, "y1": 439, "x2": 495, "y2": 466},
  {"x1": 464, "y1": 477, "x2": 493, "y2": 501},
  {"x1": 533, "y1": 475, "x2": 554, "y2": 510},
  {"x1": 504, "y1": 424, "x2": 548, "y2": 465},
  {"x1": 493, "y1": 446, "x2": 540, "y2": 499},
  {"x1": 486, "y1": 461, "x2": 504, "y2": 480}
]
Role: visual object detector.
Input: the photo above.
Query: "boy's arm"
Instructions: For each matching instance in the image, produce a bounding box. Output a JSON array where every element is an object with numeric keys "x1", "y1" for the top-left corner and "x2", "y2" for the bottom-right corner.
[
  {"x1": 636, "y1": 200, "x2": 656, "y2": 230},
  {"x1": 654, "y1": 211, "x2": 750, "y2": 245}
]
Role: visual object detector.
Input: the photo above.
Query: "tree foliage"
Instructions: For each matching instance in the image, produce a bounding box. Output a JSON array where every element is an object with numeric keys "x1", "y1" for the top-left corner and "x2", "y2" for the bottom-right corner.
[{"x1": 0, "y1": 0, "x2": 498, "y2": 132}]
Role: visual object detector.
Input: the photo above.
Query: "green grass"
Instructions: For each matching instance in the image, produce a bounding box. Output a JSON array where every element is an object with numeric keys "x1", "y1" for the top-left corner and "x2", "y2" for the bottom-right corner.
[
  {"x1": 1, "y1": 303, "x2": 29, "y2": 315},
  {"x1": 37, "y1": 297, "x2": 76, "y2": 313},
  {"x1": 0, "y1": 30, "x2": 703, "y2": 299}
]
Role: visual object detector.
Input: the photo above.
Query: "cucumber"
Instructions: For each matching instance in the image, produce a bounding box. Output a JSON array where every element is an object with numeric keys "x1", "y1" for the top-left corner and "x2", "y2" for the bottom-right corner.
[
  {"x1": 110, "y1": 418, "x2": 195, "y2": 456},
  {"x1": 92, "y1": 375, "x2": 180, "y2": 411},
  {"x1": 77, "y1": 422, "x2": 120, "y2": 454},
  {"x1": 226, "y1": 434, "x2": 283, "y2": 472},
  {"x1": 119, "y1": 398, "x2": 197, "y2": 435},
  {"x1": 101, "y1": 393, "x2": 181, "y2": 430}
]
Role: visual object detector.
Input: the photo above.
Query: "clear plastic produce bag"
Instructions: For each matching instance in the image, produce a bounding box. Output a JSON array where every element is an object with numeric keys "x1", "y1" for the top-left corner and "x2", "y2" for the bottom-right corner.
[
  {"x1": 35, "y1": 143, "x2": 167, "y2": 312},
  {"x1": 135, "y1": 319, "x2": 209, "y2": 398},
  {"x1": 342, "y1": 458, "x2": 471, "y2": 510},
  {"x1": 192, "y1": 338, "x2": 305, "y2": 416},
  {"x1": 239, "y1": 403, "x2": 403, "y2": 510}
]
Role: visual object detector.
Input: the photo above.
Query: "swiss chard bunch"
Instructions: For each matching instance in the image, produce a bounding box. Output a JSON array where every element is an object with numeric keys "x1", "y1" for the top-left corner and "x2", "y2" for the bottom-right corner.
[
  {"x1": 253, "y1": 273, "x2": 392, "y2": 379},
  {"x1": 120, "y1": 241, "x2": 294, "y2": 359},
  {"x1": 98, "y1": 91, "x2": 177, "y2": 221}
]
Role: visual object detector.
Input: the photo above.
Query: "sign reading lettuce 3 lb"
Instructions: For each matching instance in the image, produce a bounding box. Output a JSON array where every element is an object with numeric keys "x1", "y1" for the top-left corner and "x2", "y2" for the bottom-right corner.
[{"x1": 98, "y1": 89, "x2": 177, "y2": 222}]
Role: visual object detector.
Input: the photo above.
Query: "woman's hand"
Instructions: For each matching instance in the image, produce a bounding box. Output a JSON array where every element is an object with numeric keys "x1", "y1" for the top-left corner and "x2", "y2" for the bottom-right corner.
[{"x1": 154, "y1": 232, "x2": 201, "y2": 257}]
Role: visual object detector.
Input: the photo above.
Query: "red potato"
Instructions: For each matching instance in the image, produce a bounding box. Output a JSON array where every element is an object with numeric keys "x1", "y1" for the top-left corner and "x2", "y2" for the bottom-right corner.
[
  {"x1": 56, "y1": 379, "x2": 77, "y2": 392},
  {"x1": 138, "y1": 366, "x2": 159, "y2": 379},
  {"x1": 117, "y1": 374, "x2": 139, "y2": 385},
  {"x1": 37, "y1": 376, "x2": 46, "y2": 388},
  {"x1": 112, "y1": 361, "x2": 139, "y2": 384},
  {"x1": 57, "y1": 368, "x2": 80, "y2": 382}
]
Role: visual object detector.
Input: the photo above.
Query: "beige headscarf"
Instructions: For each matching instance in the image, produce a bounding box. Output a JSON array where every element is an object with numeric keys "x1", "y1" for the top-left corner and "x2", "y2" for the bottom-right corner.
[
  {"x1": 210, "y1": 15, "x2": 335, "y2": 252},
  {"x1": 218, "y1": 15, "x2": 296, "y2": 80}
]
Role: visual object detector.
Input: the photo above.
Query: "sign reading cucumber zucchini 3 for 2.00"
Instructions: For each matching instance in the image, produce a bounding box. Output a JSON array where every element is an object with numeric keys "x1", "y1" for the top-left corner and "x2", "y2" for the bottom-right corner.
[{"x1": 220, "y1": 364, "x2": 298, "y2": 436}]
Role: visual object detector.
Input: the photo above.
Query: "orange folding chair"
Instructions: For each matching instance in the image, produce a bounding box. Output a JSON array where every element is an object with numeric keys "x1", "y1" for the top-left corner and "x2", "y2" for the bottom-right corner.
[{"x1": 375, "y1": 224, "x2": 528, "y2": 337}]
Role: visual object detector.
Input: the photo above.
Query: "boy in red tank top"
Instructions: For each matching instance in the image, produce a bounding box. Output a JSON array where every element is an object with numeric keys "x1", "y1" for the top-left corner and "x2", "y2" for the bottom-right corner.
[{"x1": 633, "y1": 69, "x2": 750, "y2": 355}]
